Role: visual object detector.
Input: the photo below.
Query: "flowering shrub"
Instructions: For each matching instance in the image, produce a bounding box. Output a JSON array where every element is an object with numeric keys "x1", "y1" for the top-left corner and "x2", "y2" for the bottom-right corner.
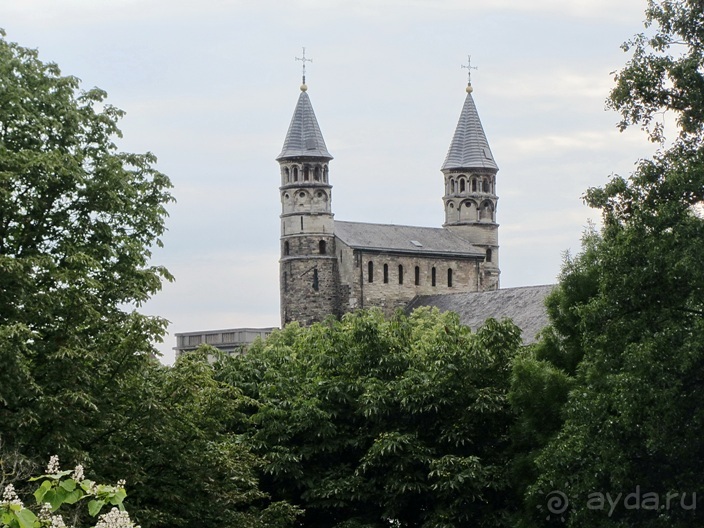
[{"x1": 0, "y1": 457, "x2": 138, "y2": 528}]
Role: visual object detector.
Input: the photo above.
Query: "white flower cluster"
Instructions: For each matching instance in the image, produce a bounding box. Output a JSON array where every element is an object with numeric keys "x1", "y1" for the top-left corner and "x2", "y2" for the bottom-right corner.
[
  {"x1": 46, "y1": 455, "x2": 61, "y2": 475},
  {"x1": 94, "y1": 507, "x2": 140, "y2": 528},
  {"x1": 1, "y1": 484, "x2": 23, "y2": 507},
  {"x1": 72, "y1": 464, "x2": 84, "y2": 482},
  {"x1": 49, "y1": 514, "x2": 67, "y2": 528}
]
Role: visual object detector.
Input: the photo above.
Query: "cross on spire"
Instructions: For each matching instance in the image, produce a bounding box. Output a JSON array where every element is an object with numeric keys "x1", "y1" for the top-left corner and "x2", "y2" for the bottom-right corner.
[
  {"x1": 296, "y1": 47, "x2": 313, "y2": 85},
  {"x1": 461, "y1": 55, "x2": 478, "y2": 86}
]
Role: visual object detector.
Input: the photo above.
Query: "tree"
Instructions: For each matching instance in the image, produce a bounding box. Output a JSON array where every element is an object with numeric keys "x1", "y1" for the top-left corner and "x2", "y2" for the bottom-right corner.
[
  {"x1": 219, "y1": 308, "x2": 523, "y2": 528},
  {"x1": 0, "y1": 29, "x2": 173, "y2": 458},
  {"x1": 511, "y1": 2, "x2": 704, "y2": 525}
]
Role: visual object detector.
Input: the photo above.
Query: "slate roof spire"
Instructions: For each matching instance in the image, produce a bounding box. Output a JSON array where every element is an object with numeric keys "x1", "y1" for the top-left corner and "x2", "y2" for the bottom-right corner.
[
  {"x1": 277, "y1": 51, "x2": 332, "y2": 161},
  {"x1": 441, "y1": 81, "x2": 498, "y2": 172}
]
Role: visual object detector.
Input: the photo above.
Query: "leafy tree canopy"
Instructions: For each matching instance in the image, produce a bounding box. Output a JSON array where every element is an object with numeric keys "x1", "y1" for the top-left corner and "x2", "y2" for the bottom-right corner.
[
  {"x1": 219, "y1": 308, "x2": 524, "y2": 528},
  {"x1": 511, "y1": 2, "x2": 704, "y2": 525}
]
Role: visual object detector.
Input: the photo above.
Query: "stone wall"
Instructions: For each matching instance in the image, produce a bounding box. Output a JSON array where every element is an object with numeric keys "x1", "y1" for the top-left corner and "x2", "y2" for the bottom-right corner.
[
  {"x1": 280, "y1": 254, "x2": 341, "y2": 325},
  {"x1": 336, "y1": 243, "x2": 483, "y2": 319}
]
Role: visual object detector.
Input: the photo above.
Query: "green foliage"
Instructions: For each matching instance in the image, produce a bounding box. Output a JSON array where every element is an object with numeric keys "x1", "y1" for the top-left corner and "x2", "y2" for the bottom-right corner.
[
  {"x1": 0, "y1": 28, "x2": 173, "y2": 460},
  {"x1": 511, "y1": 3, "x2": 704, "y2": 525},
  {"x1": 220, "y1": 308, "x2": 523, "y2": 528},
  {"x1": 2, "y1": 456, "x2": 136, "y2": 528},
  {"x1": 609, "y1": 0, "x2": 704, "y2": 143},
  {"x1": 0, "y1": 31, "x2": 295, "y2": 528}
]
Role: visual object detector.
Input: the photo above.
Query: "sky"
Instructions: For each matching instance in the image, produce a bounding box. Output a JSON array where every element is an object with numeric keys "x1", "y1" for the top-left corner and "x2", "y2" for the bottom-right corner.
[{"x1": 2, "y1": 0, "x2": 660, "y2": 363}]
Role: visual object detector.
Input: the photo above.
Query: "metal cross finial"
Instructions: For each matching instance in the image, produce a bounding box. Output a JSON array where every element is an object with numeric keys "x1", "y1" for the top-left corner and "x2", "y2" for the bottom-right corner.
[
  {"x1": 461, "y1": 55, "x2": 478, "y2": 85},
  {"x1": 296, "y1": 47, "x2": 313, "y2": 85}
]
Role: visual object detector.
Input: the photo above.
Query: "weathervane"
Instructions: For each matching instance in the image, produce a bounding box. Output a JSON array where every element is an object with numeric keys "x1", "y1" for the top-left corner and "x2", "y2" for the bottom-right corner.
[{"x1": 296, "y1": 47, "x2": 313, "y2": 86}]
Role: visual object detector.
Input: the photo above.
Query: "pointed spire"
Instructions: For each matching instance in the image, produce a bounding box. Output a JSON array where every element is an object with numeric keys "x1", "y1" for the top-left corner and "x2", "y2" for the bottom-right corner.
[
  {"x1": 441, "y1": 87, "x2": 498, "y2": 172},
  {"x1": 277, "y1": 90, "x2": 332, "y2": 160}
]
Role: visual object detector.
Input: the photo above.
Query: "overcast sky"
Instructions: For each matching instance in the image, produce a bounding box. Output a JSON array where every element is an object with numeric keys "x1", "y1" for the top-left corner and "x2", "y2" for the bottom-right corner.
[{"x1": 3, "y1": 0, "x2": 659, "y2": 363}]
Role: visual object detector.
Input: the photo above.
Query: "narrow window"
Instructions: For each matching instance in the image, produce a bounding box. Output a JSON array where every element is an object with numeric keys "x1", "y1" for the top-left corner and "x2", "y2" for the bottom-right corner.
[
  {"x1": 368, "y1": 261, "x2": 374, "y2": 283},
  {"x1": 319, "y1": 240, "x2": 326, "y2": 254},
  {"x1": 284, "y1": 167, "x2": 290, "y2": 183},
  {"x1": 432, "y1": 267, "x2": 436, "y2": 287},
  {"x1": 323, "y1": 165, "x2": 329, "y2": 182},
  {"x1": 483, "y1": 179, "x2": 489, "y2": 192},
  {"x1": 447, "y1": 268, "x2": 453, "y2": 287},
  {"x1": 460, "y1": 179, "x2": 466, "y2": 193},
  {"x1": 293, "y1": 167, "x2": 299, "y2": 182},
  {"x1": 314, "y1": 166, "x2": 321, "y2": 181},
  {"x1": 313, "y1": 268, "x2": 319, "y2": 291},
  {"x1": 383, "y1": 263, "x2": 389, "y2": 283},
  {"x1": 300, "y1": 216, "x2": 303, "y2": 230},
  {"x1": 284, "y1": 241, "x2": 290, "y2": 255},
  {"x1": 398, "y1": 265, "x2": 404, "y2": 285},
  {"x1": 304, "y1": 167, "x2": 310, "y2": 181},
  {"x1": 486, "y1": 248, "x2": 492, "y2": 262},
  {"x1": 415, "y1": 266, "x2": 420, "y2": 286},
  {"x1": 450, "y1": 179, "x2": 455, "y2": 193},
  {"x1": 472, "y1": 179, "x2": 477, "y2": 192}
]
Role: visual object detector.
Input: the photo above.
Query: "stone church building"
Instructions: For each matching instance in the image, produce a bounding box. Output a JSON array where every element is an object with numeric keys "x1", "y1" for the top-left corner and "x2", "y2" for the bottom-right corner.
[
  {"x1": 174, "y1": 75, "x2": 553, "y2": 358},
  {"x1": 279, "y1": 79, "x2": 502, "y2": 326}
]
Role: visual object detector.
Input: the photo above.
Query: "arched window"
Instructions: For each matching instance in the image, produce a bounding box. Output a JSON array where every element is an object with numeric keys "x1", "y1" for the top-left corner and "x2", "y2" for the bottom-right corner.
[
  {"x1": 460, "y1": 179, "x2": 466, "y2": 193},
  {"x1": 304, "y1": 167, "x2": 310, "y2": 181},
  {"x1": 383, "y1": 263, "x2": 389, "y2": 284},
  {"x1": 398, "y1": 265, "x2": 404, "y2": 285},
  {"x1": 450, "y1": 179, "x2": 455, "y2": 193},
  {"x1": 472, "y1": 178, "x2": 477, "y2": 192},
  {"x1": 284, "y1": 167, "x2": 290, "y2": 183},
  {"x1": 483, "y1": 179, "x2": 489, "y2": 192},
  {"x1": 323, "y1": 165, "x2": 329, "y2": 182},
  {"x1": 447, "y1": 268, "x2": 453, "y2": 287},
  {"x1": 314, "y1": 166, "x2": 321, "y2": 181},
  {"x1": 415, "y1": 266, "x2": 420, "y2": 286},
  {"x1": 319, "y1": 240, "x2": 326, "y2": 254},
  {"x1": 368, "y1": 261, "x2": 374, "y2": 283},
  {"x1": 284, "y1": 241, "x2": 290, "y2": 256},
  {"x1": 486, "y1": 248, "x2": 492, "y2": 262},
  {"x1": 431, "y1": 267, "x2": 436, "y2": 287},
  {"x1": 313, "y1": 268, "x2": 319, "y2": 291},
  {"x1": 293, "y1": 167, "x2": 299, "y2": 182},
  {"x1": 480, "y1": 202, "x2": 493, "y2": 221}
]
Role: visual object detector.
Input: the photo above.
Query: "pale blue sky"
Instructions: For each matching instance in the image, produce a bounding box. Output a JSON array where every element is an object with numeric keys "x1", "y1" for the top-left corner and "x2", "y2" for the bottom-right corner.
[{"x1": 3, "y1": 0, "x2": 658, "y2": 363}]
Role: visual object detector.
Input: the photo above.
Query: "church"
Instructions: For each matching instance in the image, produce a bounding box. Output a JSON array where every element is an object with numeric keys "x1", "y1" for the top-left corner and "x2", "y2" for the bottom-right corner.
[
  {"x1": 174, "y1": 68, "x2": 553, "y2": 357},
  {"x1": 279, "y1": 75, "x2": 501, "y2": 325}
]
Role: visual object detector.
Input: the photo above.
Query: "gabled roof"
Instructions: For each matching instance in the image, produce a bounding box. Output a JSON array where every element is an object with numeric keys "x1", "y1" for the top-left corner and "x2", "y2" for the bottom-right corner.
[
  {"x1": 334, "y1": 220, "x2": 485, "y2": 258},
  {"x1": 441, "y1": 91, "x2": 498, "y2": 172},
  {"x1": 406, "y1": 284, "x2": 555, "y2": 344},
  {"x1": 277, "y1": 91, "x2": 332, "y2": 160}
]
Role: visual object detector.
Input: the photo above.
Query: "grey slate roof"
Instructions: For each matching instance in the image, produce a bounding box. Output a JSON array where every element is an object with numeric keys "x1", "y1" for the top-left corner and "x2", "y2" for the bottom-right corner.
[
  {"x1": 334, "y1": 220, "x2": 485, "y2": 258},
  {"x1": 441, "y1": 91, "x2": 498, "y2": 172},
  {"x1": 277, "y1": 91, "x2": 333, "y2": 160},
  {"x1": 406, "y1": 284, "x2": 555, "y2": 344}
]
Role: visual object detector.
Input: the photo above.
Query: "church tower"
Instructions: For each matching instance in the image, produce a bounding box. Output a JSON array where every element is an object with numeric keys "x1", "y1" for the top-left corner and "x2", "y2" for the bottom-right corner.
[
  {"x1": 441, "y1": 75, "x2": 500, "y2": 290},
  {"x1": 277, "y1": 78, "x2": 340, "y2": 325}
]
